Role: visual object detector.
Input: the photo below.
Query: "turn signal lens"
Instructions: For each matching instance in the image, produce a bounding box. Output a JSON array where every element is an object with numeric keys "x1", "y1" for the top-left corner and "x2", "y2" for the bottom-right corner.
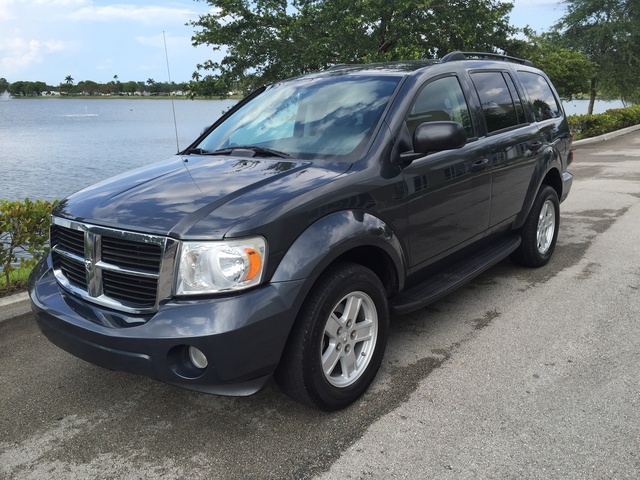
[{"x1": 245, "y1": 248, "x2": 261, "y2": 280}]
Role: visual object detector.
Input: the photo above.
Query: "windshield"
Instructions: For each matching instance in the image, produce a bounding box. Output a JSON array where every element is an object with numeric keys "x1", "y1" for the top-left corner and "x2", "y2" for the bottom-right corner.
[{"x1": 196, "y1": 74, "x2": 401, "y2": 160}]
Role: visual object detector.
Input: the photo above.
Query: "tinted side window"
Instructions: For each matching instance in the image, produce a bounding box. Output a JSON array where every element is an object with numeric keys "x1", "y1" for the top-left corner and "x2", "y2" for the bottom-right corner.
[
  {"x1": 471, "y1": 71, "x2": 520, "y2": 133},
  {"x1": 517, "y1": 71, "x2": 561, "y2": 122},
  {"x1": 503, "y1": 73, "x2": 526, "y2": 124},
  {"x1": 407, "y1": 76, "x2": 474, "y2": 139}
]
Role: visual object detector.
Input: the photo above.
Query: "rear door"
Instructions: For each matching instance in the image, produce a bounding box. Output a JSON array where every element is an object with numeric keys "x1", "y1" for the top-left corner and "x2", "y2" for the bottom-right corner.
[{"x1": 469, "y1": 70, "x2": 541, "y2": 227}]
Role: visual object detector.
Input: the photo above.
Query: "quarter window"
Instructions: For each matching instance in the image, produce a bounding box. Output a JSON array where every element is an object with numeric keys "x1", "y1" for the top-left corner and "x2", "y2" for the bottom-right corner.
[{"x1": 517, "y1": 71, "x2": 562, "y2": 122}]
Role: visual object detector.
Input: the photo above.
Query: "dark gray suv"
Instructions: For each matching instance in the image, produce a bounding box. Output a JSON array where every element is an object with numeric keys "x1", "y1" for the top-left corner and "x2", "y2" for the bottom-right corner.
[{"x1": 29, "y1": 51, "x2": 573, "y2": 410}]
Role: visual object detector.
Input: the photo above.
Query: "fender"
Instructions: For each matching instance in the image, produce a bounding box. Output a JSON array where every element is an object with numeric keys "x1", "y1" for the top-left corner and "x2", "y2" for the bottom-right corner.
[
  {"x1": 271, "y1": 210, "x2": 405, "y2": 291},
  {"x1": 512, "y1": 145, "x2": 563, "y2": 230}
]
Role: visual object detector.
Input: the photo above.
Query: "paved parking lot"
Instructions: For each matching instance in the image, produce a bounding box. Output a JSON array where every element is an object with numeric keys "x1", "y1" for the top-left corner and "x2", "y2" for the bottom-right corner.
[{"x1": 1, "y1": 131, "x2": 639, "y2": 479}]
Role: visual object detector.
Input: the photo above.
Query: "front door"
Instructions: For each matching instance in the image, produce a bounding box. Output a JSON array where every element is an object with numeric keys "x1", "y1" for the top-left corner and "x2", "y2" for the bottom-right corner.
[{"x1": 401, "y1": 75, "x2": 492, "y2": 269}]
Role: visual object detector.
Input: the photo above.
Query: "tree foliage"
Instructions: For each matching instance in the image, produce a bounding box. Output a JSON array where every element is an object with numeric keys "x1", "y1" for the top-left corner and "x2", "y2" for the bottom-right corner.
[
  {"x1": 554, "y1": 0, "x2": 640, "y2": 112},
  {"x1": 505, "y1": 29, "x2": 596, "y2": 100},
  {"x1": 189, "y1": 0, "x2": 516, "y2": 96},
  {"x1": 0, "y1": 198, "x2": 56, "y2": 293}
]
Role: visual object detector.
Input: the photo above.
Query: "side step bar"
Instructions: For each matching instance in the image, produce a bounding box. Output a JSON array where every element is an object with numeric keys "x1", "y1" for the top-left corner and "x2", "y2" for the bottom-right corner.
[{"x1": 390, "y1": 235, "x2": 521, "y2": 315}]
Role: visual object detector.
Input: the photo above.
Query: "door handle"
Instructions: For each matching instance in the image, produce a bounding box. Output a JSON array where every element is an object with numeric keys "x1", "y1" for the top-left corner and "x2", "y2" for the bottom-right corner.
[
  {"x1": 529, "y1": 141, "x2": 544, "y2": 151},
  {"x1": 471, "y1": 158, "x2": 489, "y2": 172}
]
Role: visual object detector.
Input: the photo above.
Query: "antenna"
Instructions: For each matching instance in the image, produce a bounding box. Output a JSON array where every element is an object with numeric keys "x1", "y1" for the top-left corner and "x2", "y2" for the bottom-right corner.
[{"x1": 163, "y1": 31, "x2": 180, "y2": 153}]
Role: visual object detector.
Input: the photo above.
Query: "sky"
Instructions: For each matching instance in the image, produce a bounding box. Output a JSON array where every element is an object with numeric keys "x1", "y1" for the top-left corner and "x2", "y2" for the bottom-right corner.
[{"x1": 0, "y1": 0, "x2": 569, "y2": 86}]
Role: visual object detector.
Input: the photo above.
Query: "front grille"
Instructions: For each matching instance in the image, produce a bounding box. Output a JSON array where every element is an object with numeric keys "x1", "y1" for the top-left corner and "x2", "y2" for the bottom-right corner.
[
  {"x1": 50, "y1": 217, "x2": 177, "y2": 314},
  {"x1": 102, "y1": 270, "x2": 159, "y2": 306},
  {"x1": 59, "y1": 255, "x2": 88, "y2": 289},
  {"x1": 102, "y1": 236, "x2": 162, "y2": 272},
  {"x1": 51, "y1": 225, "x2": 84, "y2": 257}
]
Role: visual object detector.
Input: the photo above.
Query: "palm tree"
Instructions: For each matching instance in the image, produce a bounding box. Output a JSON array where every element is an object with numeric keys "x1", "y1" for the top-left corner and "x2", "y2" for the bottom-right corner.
[
  {"x1": 146, "y1": 78, "x2": 156, "y2": 94},
  {"x1": 65, "y1": 75, "x2": 74, "y2": 85}
]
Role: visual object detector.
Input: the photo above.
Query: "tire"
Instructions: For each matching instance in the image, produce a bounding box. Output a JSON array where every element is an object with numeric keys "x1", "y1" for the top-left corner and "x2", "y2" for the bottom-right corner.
[
  {"x1": 511, "y1": 185, "x2": 560, "y2": 267},
  {"x1": 275, "y1": 262, "x2": 389, "y2": 411}
]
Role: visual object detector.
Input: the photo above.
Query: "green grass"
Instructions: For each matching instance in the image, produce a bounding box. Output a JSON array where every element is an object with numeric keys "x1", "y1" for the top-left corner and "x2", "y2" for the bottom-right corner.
[{"x1": 0, "y1": 266, "x2": 33, "y2": 296}]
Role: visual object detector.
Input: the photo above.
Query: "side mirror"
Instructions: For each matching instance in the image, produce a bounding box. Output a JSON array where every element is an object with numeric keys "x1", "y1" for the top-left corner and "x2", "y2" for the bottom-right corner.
[
  {"x1": 395, "y1": 121, "x2": 467, "y2": 165},
  {"x1": 413, "y1": 121, "x2": 467, "y2": 153}
]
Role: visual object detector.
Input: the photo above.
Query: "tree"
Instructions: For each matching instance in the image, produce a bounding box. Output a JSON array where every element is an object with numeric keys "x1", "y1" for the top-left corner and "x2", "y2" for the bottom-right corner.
[
  {"x1": 61, "y1": 75, "x2": 75, "y2": 95},
  {"x1": 0, "y1": 77, "x2": 9, "y2": 93},
  {"x1": 189, "y1": 0, "x2": 516, "y2": 96},
  {"x1": 505, "y1": 30, "x2": 596, "y2": 100},
  {"x1": 9, "y1": 81, "x2": 28, "y2": 96},
  {"x1": 7, "y1": 81, "x2": 49, "y2": 96},
  {"x1": 554, "y1": 0, "x2": 640, "y2": 113},
  {"x1": 76, "y1": 80, "x2": 99, "y2": 96},
  {"x1": 29, "y1": 81, "x2": 48, "y2": 96},
  {"x1": 122, "y1": 81, "x2": 140, "y2": 95}
]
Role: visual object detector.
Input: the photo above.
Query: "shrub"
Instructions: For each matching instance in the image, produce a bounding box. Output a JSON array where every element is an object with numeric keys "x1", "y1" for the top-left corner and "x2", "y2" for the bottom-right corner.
[
  {"x1": 0, "y1": 198, "x2": 56, "y2": 293},
  {"x1": 568, "y1": 104, "x2": 640, "y2": 139}
]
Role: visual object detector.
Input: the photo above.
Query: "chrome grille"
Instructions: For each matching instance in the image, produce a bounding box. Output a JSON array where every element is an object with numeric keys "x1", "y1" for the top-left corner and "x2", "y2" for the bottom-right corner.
[
  {"x1": 59, "y1": 255, "x2": 88, "y2": 289},
  {"x1": 101, "y1": 236, "x2": 162, "y2": 272},
  {"x1": 50, "y1": 217, "x2": 178, "y2": 314}
]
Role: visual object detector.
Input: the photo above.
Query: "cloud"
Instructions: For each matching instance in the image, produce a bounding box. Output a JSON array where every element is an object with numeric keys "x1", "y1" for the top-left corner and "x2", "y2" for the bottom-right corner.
[
  {"x1": 0, "y1": 1, "x2": 16, "y2": 22},
  {"x1": 69, "y1": 4, "x2": 199, "y2": 24},
  {"x1": 0, "y1": 37, "x2": 66, "y2": 72},
  {"x1": 30, "y1": 0, "x2": 89, "y2": 5},
  {"x1": 135, "y1": 33, "x2": 192, "y2": 49}
]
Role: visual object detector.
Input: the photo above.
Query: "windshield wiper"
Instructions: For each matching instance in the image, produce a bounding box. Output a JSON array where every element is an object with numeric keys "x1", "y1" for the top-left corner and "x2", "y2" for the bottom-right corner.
[{"x1": 209, "y1": 146, "x2": 290, "y2": 158}]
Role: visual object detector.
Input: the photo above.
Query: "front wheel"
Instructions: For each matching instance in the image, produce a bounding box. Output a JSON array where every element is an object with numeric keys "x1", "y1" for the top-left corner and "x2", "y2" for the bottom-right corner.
[
  {"x1": 511, "y1": 185, "x2": 560, "y2": 267},
  {"x1": 275, "y1": 262, "x2": 389, "y2": 411}
]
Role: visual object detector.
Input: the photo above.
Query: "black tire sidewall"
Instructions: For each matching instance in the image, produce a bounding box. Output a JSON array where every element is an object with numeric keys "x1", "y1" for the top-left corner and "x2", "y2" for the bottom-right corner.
[
  {"x1": 519, "y1": 186, "x2": 560, "y2": 267},
  {"x1": 302, "y1": 263, "x2": 389, "y2": 410}
]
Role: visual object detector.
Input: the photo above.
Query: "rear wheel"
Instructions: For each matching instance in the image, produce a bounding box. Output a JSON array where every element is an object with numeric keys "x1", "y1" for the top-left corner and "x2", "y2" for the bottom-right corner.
[
  {"x1": 511, "y1": 185, "x2": 560, "y2": 267},
  {"x1": 275, "y1": 262, "x2": 389, "y2": 411}
]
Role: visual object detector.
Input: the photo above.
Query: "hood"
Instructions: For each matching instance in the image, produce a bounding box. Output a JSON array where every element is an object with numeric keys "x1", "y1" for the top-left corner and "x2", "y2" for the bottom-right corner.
[{"x1": 54, "y1": 155, "x2": 349, "y2": 238}]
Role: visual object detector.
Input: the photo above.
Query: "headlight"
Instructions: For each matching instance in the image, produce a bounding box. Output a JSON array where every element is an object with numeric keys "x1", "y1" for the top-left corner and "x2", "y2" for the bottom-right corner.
[{"x1": 176, "y1": 237, "x2": 267, "y2": 295}]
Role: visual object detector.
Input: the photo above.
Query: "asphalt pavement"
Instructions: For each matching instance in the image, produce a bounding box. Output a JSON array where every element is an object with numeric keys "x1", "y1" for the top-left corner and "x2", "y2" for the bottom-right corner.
[{"x1": 1, "y1": 130, "x2": 639, "y2": 479}]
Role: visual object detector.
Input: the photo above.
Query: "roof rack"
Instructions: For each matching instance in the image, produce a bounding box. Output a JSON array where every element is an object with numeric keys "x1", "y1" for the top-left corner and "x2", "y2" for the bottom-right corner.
[
  {"x1": 441, "y1": 51, "x2": 534, "y2": 67},
  {"x1": 327, "y1": 63, "x2": 353, "y2": 70}
]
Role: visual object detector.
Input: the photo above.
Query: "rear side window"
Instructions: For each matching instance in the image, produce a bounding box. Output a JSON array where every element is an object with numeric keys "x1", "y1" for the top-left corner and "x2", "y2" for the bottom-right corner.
[
  {"x1": 517, "y1": 71, "x2": 561, "y2": 122},
  {"x1": 471, "y1": 71, "x2": 523, "y2": 134}
]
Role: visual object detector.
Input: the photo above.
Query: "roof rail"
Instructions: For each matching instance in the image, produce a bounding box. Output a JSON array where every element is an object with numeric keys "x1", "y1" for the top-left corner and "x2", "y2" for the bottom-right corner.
[
  {"x1": 327, "y1": 63, "x2": 352, "y2": 70},
  {"x1": 441, "y1": 51, "x2": 534, "y2": 67}
]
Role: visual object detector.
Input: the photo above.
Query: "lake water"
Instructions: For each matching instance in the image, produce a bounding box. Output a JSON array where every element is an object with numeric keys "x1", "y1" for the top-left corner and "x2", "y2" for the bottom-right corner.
[
  {"x1": 562, "y1": 98, "x2": 625, "y2": 116},
  {"x1": 0, "y1": 96, "x2": 627, "y2": 202},
  {"x1": 0, "y1": 98, "x2": 237, "y2": 202}
]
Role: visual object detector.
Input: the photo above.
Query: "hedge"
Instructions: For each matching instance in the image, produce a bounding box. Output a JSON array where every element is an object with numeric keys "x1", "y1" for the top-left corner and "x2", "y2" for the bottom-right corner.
[
  {"x1": 0, "y1": 198, "x2": 56, "y2": 293},
  {"x1": 568, "y1": 104, "x2": 640, "y2": 139}
]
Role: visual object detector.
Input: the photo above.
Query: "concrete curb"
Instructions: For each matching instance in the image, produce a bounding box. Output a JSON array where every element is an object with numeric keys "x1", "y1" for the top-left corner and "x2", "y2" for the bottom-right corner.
[
  {"x1": 0, "y1": 291, "x2": 31, "y2": 323},
  {"x1": 572, "y1": 124, "x2": 640, "y2": 147}
]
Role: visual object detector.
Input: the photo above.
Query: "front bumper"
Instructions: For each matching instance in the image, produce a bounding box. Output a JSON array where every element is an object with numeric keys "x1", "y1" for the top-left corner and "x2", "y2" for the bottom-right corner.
[{"x1": 29, "y1": 256, "x2": 307, "y2": 396}]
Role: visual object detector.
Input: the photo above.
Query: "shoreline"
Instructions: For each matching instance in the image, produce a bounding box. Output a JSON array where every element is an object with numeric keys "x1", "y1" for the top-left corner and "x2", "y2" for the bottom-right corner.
[{"x1": 1, "y1": 94, "x2": 243, "y2": 101}]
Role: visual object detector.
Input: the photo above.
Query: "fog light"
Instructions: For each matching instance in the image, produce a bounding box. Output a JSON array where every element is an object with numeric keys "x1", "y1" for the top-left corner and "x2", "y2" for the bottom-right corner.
[{"x1": 188, "y1": 346, "x2": 208, "y2": 369}]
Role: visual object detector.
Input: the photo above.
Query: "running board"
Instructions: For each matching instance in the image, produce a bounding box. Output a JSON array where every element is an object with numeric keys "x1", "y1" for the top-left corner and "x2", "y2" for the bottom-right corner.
[{"x1": 390, "y1": 235, "x2": 521, "y2": 315}]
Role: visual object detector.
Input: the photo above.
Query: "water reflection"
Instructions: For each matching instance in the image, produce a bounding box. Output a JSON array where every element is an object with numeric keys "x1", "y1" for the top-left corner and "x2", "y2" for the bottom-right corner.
[{"x1": 0, "y1": 98, "x2": 237, "y2": 201}]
